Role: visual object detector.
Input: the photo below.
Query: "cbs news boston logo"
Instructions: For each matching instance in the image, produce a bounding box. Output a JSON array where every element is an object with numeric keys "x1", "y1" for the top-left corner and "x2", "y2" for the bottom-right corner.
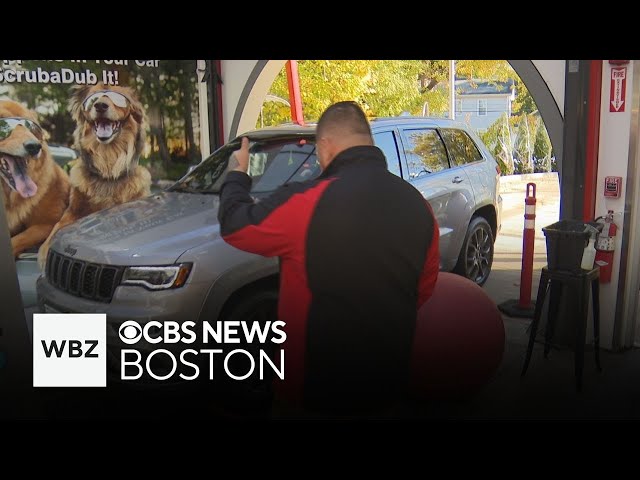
[
  {"x1": 33, "y1": 314, "x2": 285, "y2": 386},
  {"x1": 33, "y1": 313, "x2": 106, "y2": 387}
]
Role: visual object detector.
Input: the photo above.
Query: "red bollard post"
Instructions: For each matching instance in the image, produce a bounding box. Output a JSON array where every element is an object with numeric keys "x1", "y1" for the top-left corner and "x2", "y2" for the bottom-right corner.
[
  {"x1": 498, "y1": 182, "x2": 538, "y2": 318},
  {"x1": 286, "y1": 60, "x2": 305, "y2": 126},
  {"x1": 519, "y1": 183, "x2": 537, "y2": 309}
]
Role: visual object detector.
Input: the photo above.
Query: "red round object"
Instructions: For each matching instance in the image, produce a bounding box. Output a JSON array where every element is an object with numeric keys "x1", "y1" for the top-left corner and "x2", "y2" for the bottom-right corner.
[{"x1": 410, "y1": 272, "x2": 505, "y2": 400}]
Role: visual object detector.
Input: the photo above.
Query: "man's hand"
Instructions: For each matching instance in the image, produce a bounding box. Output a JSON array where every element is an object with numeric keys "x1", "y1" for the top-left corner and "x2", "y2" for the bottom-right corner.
[{"x1": 230, "y1": 137, "x2": 250, "y2": 173}]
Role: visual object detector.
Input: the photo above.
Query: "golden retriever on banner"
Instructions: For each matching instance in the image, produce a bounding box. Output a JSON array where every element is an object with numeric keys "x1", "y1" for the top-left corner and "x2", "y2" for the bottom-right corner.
[
  {"x1": 38, "y1": 83, "x2": 151, "y2": 266},
  {"x1": 0, "y1": 100, "x2": 70, "y2": 257}
]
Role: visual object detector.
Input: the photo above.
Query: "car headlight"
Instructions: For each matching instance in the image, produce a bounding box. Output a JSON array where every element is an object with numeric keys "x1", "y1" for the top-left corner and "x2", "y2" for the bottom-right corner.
[{"x1": 121, "y1": 263, "x2": 192, "y2": 290}]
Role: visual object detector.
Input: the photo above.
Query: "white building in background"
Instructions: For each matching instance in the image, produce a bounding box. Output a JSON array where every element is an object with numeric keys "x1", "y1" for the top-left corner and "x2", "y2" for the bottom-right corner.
[{"x1": 455, "y1": 79, "x2": 515, "y2": 132}]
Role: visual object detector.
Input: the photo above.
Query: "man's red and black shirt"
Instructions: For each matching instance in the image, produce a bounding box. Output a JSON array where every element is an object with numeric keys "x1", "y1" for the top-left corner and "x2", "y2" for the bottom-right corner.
[{"x1": 218, "y1": 145, "x2": 439, "y2": 411}]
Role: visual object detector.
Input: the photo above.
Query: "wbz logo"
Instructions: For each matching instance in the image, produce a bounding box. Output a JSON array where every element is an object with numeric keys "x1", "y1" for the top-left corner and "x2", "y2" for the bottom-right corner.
[
  {"x1": 41, "y1": 339, "x2": 99, "y2": 358},
  {"x1": 33, "y1": 314, "x2": 106, "y2": 387}
]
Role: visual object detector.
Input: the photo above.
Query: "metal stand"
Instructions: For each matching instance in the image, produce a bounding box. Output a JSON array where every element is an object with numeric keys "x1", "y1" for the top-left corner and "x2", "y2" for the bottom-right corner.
[{"x1": 521, "y1": 266, "x2": 601, "y2": 391}]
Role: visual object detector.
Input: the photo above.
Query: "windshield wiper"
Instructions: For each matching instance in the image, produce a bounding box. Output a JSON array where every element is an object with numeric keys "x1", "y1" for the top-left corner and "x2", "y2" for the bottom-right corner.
[
  {"x1": 170, "y1": 186, "x2": 202, "y2": 194},
  {"x1": 171, "y1": 186, "x2": 221, "y2": 195}
]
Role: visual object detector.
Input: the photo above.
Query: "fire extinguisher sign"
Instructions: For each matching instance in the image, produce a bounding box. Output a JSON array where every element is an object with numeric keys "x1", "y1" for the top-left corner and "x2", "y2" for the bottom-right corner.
[{"x1": 610, "y1": 67, "x2": 627, "y2": 112}]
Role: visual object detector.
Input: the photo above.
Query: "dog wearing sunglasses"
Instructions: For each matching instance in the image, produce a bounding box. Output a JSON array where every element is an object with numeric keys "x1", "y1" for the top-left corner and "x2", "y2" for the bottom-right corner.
[
  {"x1": 38, "y1": 83, "x2": 151, "y2": 267},
  {"x1": 0, "y1": 100, "x2": 70, "y2": 258}
]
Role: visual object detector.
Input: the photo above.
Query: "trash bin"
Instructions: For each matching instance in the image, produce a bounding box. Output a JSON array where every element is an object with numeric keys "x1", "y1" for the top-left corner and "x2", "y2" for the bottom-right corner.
[
  {"x1": 534, "y1": 220, "x2": 604, "y2": 351},
  {"x1": 542, "y1": 220, "x2": 595, "y2": 273}
]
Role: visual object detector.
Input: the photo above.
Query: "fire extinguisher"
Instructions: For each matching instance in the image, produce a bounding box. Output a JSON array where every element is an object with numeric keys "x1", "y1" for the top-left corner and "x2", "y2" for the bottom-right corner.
[{"x1": 594, "y1": 210, "x2": 618, "y2": 283}]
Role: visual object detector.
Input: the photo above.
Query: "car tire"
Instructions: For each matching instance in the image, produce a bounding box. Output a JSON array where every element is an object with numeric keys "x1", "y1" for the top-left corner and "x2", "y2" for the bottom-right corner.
[
  {"x1": 219, "y1": 288, "x2": 279, "y2": 323},
  {"x1": 208, "y1": 288, "x2": 279, "y2": 417},
  {"x1": 453, "y1": 216, "x2": 494, "y2": 286}
]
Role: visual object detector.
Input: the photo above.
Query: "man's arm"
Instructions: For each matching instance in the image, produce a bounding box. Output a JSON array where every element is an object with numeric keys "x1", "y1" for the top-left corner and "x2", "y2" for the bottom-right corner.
[
  {"x1": 218, "y1": 171, "x2": 301, "y2": 257},
  {"x1": 218, "y1": 136, "x2": 330, "y2": 257}
]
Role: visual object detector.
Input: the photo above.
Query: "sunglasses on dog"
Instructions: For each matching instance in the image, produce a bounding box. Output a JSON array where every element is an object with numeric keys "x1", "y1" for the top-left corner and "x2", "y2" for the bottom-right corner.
[
  {"x1": 0, "y1": 117, "x2": 44, "y2": 141},
  {"x1": 82, "y1": 90, "x2": 130, "y2": 111}
]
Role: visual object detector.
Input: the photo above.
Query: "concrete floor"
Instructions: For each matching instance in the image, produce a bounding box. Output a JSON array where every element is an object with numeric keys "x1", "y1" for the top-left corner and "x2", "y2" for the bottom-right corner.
[{"x1": 406, "y1": 325, "x2": 640, "y2": 420}]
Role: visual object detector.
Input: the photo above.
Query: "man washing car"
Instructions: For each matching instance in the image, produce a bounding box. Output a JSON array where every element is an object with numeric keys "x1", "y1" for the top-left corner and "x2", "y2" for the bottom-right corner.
[{"x1": 218, "y1": 101, "x2": 439, "y2": 415}]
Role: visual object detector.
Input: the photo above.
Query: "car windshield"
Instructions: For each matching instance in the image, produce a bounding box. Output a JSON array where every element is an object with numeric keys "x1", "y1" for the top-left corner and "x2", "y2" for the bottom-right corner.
[{"x1": 168, "y1": 135, "x2": 320, "y2": 195}]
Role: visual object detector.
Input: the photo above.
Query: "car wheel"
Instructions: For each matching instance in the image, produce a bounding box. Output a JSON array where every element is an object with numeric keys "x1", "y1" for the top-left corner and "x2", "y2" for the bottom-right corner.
[
  {"x1": 220, "y1": 289, "x2": 279, "y2": 324},
  {"x1": 453, "y1": 216, "x2": 494, "y2": 286},
  {"x1": 211, "y1": 289, "x2": 279, "y2": 417}
]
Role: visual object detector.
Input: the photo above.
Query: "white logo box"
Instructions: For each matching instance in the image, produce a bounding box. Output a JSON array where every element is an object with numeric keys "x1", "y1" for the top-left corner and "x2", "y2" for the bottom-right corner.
[{"x1": 33, "y1": 313, "x2": 106, "y2": 387}]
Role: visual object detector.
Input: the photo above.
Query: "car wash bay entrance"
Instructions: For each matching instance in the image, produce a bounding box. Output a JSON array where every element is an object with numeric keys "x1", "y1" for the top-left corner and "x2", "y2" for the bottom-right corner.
[{"x1": 210, "y1": 59, "x2": 640, "y2": 352}]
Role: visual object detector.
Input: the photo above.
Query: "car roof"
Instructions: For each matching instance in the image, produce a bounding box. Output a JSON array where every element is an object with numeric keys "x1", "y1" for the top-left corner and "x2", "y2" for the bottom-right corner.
[
  {"x1": 238, "y1": 116, "x2": 470, "y2": 139},
  {"x1": 240, "y1": 123, "x2": 316, "y2": 138},
  {"x1": 370, "y1": 115, "x2": 468, "y2": 129}
]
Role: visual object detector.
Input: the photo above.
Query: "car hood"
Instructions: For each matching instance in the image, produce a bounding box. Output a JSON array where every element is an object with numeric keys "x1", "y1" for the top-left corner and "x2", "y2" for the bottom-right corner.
[{"x1": 50, "y1": 192, "x2": 221, "y2": 266}]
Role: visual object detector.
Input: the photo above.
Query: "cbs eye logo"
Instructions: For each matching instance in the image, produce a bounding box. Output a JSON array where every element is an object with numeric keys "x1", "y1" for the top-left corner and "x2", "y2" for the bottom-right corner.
[{"x1": 118, "y1": 321, "x2": 142, "y2": 345}]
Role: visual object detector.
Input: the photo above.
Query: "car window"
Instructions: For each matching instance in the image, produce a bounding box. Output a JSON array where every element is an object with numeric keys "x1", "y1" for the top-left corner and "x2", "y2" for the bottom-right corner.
[
  {"x1": 169, "y1": 136, "x2": 320, "y2": 194},
  {"x1": 402, "y1": 128, "x2": 450, "y2": 179},
  {"x1": 440, "y1": 128, "x2": 484, "y2": 166},
  {"x1": 372, "y1": 131, "x2": 402, "y2": 177}
]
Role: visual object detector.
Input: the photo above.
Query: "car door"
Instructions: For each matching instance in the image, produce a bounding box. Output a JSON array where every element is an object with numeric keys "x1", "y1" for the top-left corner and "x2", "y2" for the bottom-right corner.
[
  {"x1": 439, "y1": 128, "x2": 493, "y2": 208},
  {"x1": 398, "y1": 127, "x2": 476, "y2": 270}
]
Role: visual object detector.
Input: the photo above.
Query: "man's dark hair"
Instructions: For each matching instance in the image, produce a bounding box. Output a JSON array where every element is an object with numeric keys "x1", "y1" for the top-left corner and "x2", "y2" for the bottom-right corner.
[{"x1": 316, "y1": 101, "x2": 372, "y2": 139}]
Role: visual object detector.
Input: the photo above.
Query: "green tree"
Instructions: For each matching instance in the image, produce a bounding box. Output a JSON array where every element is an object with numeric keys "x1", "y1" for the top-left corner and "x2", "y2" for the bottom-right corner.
[
  {"x1": 417, "y1": 60, "x2": 513, "y2": 96},
  {"x1": 481, "y1": 113, "x2": 516, "y2": 174},
  {"x1": 511, "y1": 79, "x2": 537, "y2": 115},
  {"x1": 514, "y1": 114, "x2": 534, "y2": 174},
  {"x1": 455, "y1": 60, "x2": 514, "y2": 83},
  {"x1": 262, "y1": 60, "x2": 519, "y2": 127},
  {"x1": 262, "y1": 60, "x2": 431, "y2": 125},
  {"x1": 362, "y1": 61, "x2": 427, "y2": 116},
  {"x1": 514, "y1": 114, "x2": 545, "y2": 174},
  {"x1": 533, "y1": 118, "x2": 553, "y2": 172},
  {"x1": 262, "y1": 61, "x2": 370, "y2": 125},
  {"x1": 482, "y1": 114, "x2": 556, "y2": 175}
]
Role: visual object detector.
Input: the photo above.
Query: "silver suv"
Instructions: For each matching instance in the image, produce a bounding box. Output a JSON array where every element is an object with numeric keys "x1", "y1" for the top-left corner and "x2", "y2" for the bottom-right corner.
[{"x1": 36, "y1": 117, "x2": 502, "y2": 359}]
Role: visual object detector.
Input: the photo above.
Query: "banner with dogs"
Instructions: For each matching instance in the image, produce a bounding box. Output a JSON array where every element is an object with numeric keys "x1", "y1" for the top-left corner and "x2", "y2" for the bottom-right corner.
[{"x1": 0, "y1": 60, "x2": 203, "y2": 261}]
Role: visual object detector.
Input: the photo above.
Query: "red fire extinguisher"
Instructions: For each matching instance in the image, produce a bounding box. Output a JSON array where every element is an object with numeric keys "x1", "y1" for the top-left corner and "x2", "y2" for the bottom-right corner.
[{"x1": 594, "y1": 210, "x2": 618, "y2": 283}]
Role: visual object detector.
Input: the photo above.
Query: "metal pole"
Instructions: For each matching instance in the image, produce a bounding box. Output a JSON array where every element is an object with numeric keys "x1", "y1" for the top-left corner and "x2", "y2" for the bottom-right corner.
[
  {"x1": 196, "y1": 60, "x2": 211, "y2": 157},
  {"x1": 519, "y1": 183, "x2": 537, "y2": 308},
  {"x1": 206, "y1": 60, "x2": 224, "y2": 149},
  {"x1": 449, "y1": 60, "x2": 456, "y2": 120},
  {"x1": 286, "y1": 60, "x2": 305, "y2": 125}
]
